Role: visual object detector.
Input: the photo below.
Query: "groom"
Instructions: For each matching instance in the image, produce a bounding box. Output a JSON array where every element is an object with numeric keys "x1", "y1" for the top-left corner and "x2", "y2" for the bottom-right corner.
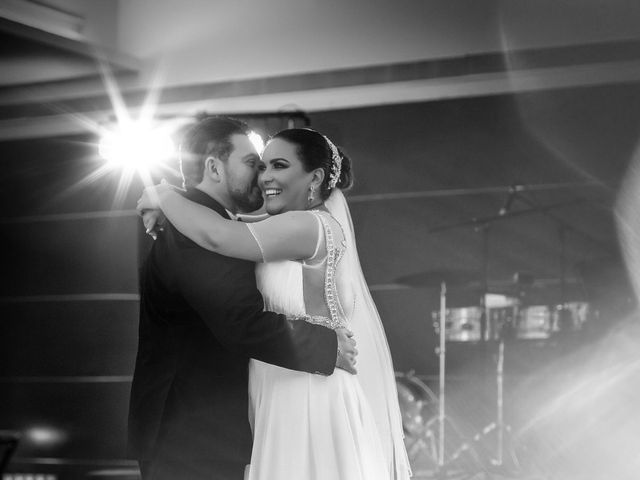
[{"x1": 128, "y1": 117, "x2": 357, "y2": 480}]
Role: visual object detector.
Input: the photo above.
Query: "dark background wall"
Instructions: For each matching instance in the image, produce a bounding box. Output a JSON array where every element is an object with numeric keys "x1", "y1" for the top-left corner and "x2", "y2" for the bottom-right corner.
[
  {"x1": 0, "y1": 137, "x2": 145, "y2": 477},
  {"x1": 1, "y1": 84, "x2": 639, "y2": 477}
]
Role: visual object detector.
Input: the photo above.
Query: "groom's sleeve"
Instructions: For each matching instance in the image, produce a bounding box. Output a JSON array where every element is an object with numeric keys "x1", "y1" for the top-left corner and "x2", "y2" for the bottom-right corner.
[{"x1": 173, "y1": 242, "x2": 337, "y2": 375}]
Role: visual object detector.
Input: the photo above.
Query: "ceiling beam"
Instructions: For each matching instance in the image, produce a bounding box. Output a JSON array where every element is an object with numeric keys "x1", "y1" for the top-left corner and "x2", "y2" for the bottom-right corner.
[
  {"x1": 2, "y1": 37, "x2": 640, "y2": 108},
  {"x1": 0, "y1": 4, "x2": 140, "y2": 73},
  {"x1": 1, "y1": 39, "x2": 640, "y2": 140}
]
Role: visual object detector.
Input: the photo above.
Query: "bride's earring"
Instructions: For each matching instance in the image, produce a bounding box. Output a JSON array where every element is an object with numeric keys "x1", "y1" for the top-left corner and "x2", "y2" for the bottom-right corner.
[{"x1": 307, "y1": 184, "x2": 316, "y2": 207}]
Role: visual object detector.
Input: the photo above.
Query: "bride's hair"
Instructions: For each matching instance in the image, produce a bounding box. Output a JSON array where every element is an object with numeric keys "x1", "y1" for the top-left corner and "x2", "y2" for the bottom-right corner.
[{"x1": 271, "y1": 128, "x2": 353, "y2": 200}]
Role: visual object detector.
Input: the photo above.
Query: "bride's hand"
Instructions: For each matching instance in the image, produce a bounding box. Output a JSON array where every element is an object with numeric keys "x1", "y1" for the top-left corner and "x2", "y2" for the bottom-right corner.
[
  {"x1": 141, "y1": 210, "x2": 166, "y2": 240},
  {"x1": 136, "y1": 181, "x2": 175, "y2": 239},
  {"x1": 136, "y1": 182, "x2": 174, "y2": 213}
]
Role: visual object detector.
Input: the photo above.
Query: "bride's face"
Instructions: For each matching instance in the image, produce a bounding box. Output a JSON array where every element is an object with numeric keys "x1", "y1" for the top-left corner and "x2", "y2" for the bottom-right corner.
[{"x1": 259, "y1": 138, "x2": 314, "y2": 215}]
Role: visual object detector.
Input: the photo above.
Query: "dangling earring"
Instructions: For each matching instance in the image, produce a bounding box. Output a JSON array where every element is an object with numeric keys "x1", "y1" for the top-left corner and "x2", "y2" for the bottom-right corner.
[{"x1": 307, "y1": 184, "x2": 316, "y2": 207}]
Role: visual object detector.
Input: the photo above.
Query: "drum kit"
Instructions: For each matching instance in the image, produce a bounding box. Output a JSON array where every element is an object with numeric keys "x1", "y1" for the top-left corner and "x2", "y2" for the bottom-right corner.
[
  {"x1": 395, "y1": 274, "x2": 595, "y2": 477},
  {"x1": 441, "y1": 296, "x2": 591, "y2": 343},
  {"x1": 393, "y1": 184, "x2": 602, "y2": 477}
]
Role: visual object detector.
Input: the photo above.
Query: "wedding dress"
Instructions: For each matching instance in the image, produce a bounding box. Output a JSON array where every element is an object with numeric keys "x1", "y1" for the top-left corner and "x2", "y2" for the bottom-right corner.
[{"x1": 245, "y1": 191, "x2": 411, "y2": 480}]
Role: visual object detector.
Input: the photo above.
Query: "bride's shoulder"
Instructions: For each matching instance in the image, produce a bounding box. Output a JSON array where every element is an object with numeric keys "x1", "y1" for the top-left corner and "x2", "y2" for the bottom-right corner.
[
  {"x1": 307, "y1": 210, "x2": 347, "y2": 244},
  {"x1": 279, "y1": 209, "x2": 319, "y2": 222},
  {"x1": 272, "y1": 210, "x2": 344, "y2": 239},
  {"x1": 264, "y1": 210, "x2": 321, "y2": 232}
]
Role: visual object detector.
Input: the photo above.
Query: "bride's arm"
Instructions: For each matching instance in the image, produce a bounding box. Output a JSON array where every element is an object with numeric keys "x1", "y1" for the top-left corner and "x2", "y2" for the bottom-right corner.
[{"x1": 138, "y1": 185, "x2": 319, "y2": 262}]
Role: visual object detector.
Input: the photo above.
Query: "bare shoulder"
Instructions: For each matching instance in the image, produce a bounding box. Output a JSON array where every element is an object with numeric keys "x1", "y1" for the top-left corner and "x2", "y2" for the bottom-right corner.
[
  {"x1": 254, "y1": 210, "x2": 321, "y2": 238},
  {"x1": 273, "y1": 210, "x2": 320, "y2": 227}
]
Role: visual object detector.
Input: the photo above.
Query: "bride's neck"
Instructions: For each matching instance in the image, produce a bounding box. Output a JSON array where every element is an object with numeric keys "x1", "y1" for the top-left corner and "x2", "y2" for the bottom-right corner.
[{"x1": 306, "y1": 201, "x2": 324, "y2": 210}]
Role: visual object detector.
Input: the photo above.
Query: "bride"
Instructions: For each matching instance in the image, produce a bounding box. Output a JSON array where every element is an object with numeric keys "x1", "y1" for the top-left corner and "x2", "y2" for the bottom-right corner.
[{"x1": 139, "y1": 128, "x2": 411, "y2": 479}]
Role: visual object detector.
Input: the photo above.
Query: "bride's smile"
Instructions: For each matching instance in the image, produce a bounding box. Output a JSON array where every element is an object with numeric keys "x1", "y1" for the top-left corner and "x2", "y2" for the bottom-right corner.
[
  {"x1": 259, "y1": 138, "x2": 319, "y2": 215},
  {"x1": 263, "y1": 188, "x2": 282, "y2": 197}
]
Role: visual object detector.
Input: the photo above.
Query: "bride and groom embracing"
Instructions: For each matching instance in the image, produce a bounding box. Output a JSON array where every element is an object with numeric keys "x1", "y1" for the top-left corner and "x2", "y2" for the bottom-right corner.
[{"x1": 128, "y1": 117, "x2": 411, "y2": 480}]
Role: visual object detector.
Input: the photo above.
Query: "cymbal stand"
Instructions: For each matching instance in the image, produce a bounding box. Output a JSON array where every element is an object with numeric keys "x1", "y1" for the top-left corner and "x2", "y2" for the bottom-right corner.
[
  {"x1": 442, "y1": 321, "x2": 521, "y2": 476},
  {"x1": 483, "y1": 332, "x2": 508, "y2": 467},
  {"x1": 496, "y1": 337, "x2": 505, "y2": 466},
  {"x1": 431, "y1": 283, "x2": 483, "y2": 478},
  {"x1": 427, "y1": 282, "x2": 459, "y2": 474},
  {"x1": 422, "y1": 183, "x2": 607, "y2": 476},
  {"x1": 443, "y1": 224, "x2": 520, "y2": 474},
  {"x1": 438, "y1": 281, "x2": 446, "y2": 468}
]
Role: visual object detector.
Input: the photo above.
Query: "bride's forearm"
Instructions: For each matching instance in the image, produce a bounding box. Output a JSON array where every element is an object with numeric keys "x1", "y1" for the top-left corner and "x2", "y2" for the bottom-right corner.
[
  {"x1": 157, "y1": 189, "x2": 263, "y2": 261},
  {"x1": 159, "y1": 190, "x2": 229, "y2": 251}
]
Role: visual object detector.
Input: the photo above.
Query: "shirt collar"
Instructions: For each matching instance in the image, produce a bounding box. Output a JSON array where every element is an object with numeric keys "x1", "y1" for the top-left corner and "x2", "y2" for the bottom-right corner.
[
  {"x1": 183, "y1": 187, "x2": 231, "y2": 220},
  {"x1": 183, "y1": 188, "x2": 269, "y2": 222}
]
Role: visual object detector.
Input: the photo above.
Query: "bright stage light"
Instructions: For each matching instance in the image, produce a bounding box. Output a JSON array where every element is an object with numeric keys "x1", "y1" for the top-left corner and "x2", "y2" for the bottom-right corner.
[
  {"x1": 99, "y1": 120, "x2": 175, "y2": 171},
  {"x1": 248, "y1": 130, "x2": 265, "y2": 154}
]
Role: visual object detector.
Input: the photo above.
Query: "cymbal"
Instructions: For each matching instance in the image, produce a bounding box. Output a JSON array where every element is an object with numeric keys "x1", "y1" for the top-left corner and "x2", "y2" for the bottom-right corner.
[
  {"x1": 427, "y1": 199, "x2": 586, "y2": 233},
  {"x1": 487, "y1": 279, "x2": 587, "y2": 303},
  {"x1": 395, "y1": 269, "x2": 482, "y2": 288}
]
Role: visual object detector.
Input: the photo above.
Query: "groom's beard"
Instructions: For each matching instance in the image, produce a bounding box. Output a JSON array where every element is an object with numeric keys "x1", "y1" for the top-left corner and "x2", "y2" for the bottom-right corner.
[{"x1": 228, "y1": 181, "x2": 264, "y2": 213}]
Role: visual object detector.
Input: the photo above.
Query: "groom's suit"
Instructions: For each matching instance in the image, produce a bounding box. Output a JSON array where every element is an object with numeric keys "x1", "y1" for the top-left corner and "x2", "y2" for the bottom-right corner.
[{"x1": 128, "y1": 188, "x2": 337, "y2": 480}]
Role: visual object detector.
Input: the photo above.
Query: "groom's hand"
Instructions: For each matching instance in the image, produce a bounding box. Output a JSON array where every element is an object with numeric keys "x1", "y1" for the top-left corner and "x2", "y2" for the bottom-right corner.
[{"x1": 335, "y1": 327, "x2": 358, "y2": 374}]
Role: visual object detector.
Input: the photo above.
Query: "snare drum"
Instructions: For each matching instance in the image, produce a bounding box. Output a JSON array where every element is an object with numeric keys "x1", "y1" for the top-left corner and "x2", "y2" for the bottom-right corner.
[
  {"x1": 517, "y1": 305, "x2": 553, "y2": 339},
  {"x1": 432, "y1": 307, "x2": 483, "y2": 342},
  {"x1": 553, "y1": 302, "x2": 591, "y2": 333}
]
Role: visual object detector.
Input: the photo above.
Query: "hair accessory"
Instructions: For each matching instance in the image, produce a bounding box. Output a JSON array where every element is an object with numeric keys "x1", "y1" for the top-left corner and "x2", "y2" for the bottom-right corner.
[{"x1": 323, "y1": 135, "x2": 342, "y2": 190}]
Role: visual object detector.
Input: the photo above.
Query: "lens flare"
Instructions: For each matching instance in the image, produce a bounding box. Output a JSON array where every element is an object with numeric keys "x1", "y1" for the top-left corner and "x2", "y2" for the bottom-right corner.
[
  {"x1": 248, "y1": 130, "x2": 265, "y2": 154},
  {"x1": 99, "y1": 120, "x2": 175, "y2": 172}
]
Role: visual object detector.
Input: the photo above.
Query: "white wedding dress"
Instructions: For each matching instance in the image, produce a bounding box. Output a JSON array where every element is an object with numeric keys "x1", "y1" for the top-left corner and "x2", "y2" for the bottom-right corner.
[{"x1": 245, "y1": 206, "x2": 411, "y2": 480}]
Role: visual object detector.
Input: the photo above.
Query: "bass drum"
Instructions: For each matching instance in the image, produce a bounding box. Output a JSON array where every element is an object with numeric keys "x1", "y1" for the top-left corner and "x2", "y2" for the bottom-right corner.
[{"x1": 395, "y1": 371, "x2": 439, "y2": 462}]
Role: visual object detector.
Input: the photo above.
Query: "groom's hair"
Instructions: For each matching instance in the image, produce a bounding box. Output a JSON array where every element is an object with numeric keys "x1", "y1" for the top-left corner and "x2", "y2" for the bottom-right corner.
[{"x1": 179, "y1": 116, "x2": 250, "y2": 188}]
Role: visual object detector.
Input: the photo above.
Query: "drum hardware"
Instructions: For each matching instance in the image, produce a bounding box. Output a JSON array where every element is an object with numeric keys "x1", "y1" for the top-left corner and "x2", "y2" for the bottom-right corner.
[
  {"x1": 507, "y1": 300, "x2": 592, "y2": 341},
  {"x1": 406, "y1": 281, "x2": 593, "y2": 476},
  {"x1": 430, "y1": 282, "x2": 487, "y2": 477},
  {"x1": 399, "y1": 262, "x2": 524, "y2": 473},
  {"x1": 437, "y1": 282, "x2": 446, "y2": 468},
  {"x1": 397, "y1": 271, "x2": 489, "y2": 475},
  {"x1": 464, "y1": 325, "x2": 521, "y2": 473},
  {"x1": 553, "y1": 301, "x2": 591, "y2": 334},
  {"x1": 395, "y1": 371, "x2": 439, "y2": 467},
  {"x1": 433, "y1": 307, "x2": 483, "y2": 343},
  {"x1": 517, "y1": 304, "x2": 553, "y2": 340},
  {"x1": 433, "y1": 220, "x2": 523, "y2": 475},
  {"x1": 395, "y1": 369, "x2": 482, "y2": 477},
  {"x1": 435, "y1": 301, "x2": 522, "y2": 475},
  {"x1": 397, "y1": 185, "x2": 606, "y2": 476}
]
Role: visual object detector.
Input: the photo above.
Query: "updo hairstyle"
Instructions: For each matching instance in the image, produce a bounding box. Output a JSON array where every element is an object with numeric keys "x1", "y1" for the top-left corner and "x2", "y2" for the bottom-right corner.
[{"x1": 270, "y1": 128, "x2": 353, "y2": 200}]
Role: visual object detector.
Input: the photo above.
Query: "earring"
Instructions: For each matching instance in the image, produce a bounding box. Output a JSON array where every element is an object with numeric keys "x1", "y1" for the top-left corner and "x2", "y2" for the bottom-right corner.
[{"x1": 307, "y1": 184, "x2": 316, "y2": 206}]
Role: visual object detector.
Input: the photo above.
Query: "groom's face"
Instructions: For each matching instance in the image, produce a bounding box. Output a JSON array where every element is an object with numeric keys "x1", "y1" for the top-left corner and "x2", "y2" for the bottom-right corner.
[{"x1": 221, "y1": 133, "x2": 264, "y2": 213}]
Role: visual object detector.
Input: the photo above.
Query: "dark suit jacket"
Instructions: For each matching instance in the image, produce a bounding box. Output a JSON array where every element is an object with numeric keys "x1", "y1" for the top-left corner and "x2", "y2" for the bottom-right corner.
[{"x1": 128, "y1": 188, "x2": 337, "y2": 480}]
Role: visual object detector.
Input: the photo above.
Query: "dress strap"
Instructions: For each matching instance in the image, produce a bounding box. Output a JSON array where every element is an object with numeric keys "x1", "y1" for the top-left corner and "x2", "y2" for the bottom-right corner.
[
  {"x1": 301, "y1": 211, "x2": 325, "y2": 265},
  {"x1": 314, "y1": 211, "x2": 347, "y2": 329}
]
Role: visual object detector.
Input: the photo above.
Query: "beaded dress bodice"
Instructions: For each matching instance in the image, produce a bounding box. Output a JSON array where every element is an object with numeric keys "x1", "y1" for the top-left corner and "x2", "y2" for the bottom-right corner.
[{"x1": 254, "y1": 210, "x2": 352, "y2": 330}]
